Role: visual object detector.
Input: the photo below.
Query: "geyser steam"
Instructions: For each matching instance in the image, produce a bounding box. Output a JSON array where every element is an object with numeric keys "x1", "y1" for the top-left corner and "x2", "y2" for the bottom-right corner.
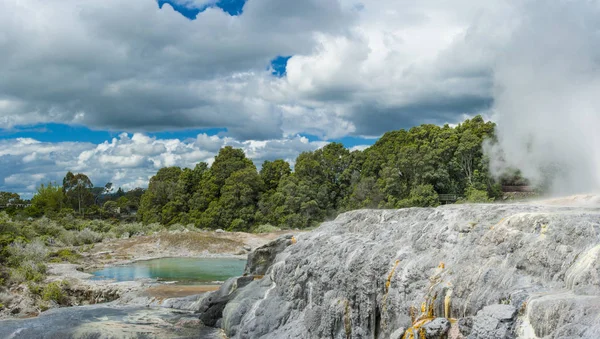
[{"x1": 486, "y1": 1, "x2": 600, "y2": 194}]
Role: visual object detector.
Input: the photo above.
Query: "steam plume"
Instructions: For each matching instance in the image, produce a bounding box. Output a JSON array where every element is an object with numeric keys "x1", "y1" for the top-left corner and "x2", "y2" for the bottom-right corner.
[{"x1": 487, "y1": 1, "x2": 600, "y2": 194}]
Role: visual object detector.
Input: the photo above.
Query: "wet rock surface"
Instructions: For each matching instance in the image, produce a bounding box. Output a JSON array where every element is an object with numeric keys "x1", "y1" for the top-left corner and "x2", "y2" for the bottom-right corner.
[
  {"x1": 198, "y1": 202, "x2": 600, "y2": 338},
  {"x1": 0, "y1": 304, "x2": 220, "y2": 338}
]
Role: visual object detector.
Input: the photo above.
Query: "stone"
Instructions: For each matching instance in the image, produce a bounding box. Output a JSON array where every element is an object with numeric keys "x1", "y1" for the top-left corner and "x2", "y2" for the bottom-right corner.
[
  {"x1": 197, "y1": 276, "x2": 254, "y2": 327},
  {"x1": 390, "y1": 327, "x2": 406, "y2": 339},
  {"x1": 244, "y1": 234, "x2": 294, "y2": 276},
  {"x1": 215, "y1": 229, "x2": 225, "y2": 233},
  {"x1": 422, "y1": 318, "x2": 451, "y2": 338},
  {"x1": 478, "y1": 304, "x2": 517, "y2": 322},
  {"x1": 458, "y1": 317, "x2": 473, "y2": 336},
  {"x1": 467, "y1": 305, "x2": 517, "y2": 339}
]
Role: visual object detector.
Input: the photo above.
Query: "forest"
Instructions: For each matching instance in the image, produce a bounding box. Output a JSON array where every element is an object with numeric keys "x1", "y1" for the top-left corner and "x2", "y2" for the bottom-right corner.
[{"x1": 2, "y1": 115, "x2": 500, "y2": 232}]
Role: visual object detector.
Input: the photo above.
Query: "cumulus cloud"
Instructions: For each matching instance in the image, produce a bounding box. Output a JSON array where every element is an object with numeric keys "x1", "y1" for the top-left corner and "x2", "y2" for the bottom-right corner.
[
  {"x1": 486, "y1": 1, "x2": 600, "y2": 194},
  {"x1": 0, "y1": 0, "x2": 511, "y2": 140},
  {"x1": 0, "y1": 134, "x2": 329, "y2": 197}
]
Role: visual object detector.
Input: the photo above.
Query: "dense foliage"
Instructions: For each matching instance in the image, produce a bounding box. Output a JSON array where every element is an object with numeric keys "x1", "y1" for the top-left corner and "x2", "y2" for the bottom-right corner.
[
  {"x1": 0, "y1": 116, "x2": 499, "y2": 234},
  {"x1": 136, "y1": 115, "x2": 499, "y2": 230}
]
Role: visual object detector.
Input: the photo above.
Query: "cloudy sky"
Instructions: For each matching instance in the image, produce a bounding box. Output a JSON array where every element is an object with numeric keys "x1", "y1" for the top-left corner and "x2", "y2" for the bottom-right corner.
[{"x1": 2, "y1": 0, "x2": 593, "y2": 197}]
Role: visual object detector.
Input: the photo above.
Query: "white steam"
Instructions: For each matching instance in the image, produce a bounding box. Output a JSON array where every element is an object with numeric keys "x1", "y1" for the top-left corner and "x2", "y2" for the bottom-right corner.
[{"x1": 487, "y1": 1, "x2": 600, "y2": 194}]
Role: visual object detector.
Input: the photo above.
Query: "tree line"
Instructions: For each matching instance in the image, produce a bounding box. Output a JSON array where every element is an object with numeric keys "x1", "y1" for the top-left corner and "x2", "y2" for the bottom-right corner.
[
  {"x1": 1, "y1": 115, "x2": 503, "y2": 230},
  {"x1": 137, "y1": 115, "x2": 500, "y2": 230},
  {"x1": 1, "y1": 175, "x2": 145, "y2": 220}
]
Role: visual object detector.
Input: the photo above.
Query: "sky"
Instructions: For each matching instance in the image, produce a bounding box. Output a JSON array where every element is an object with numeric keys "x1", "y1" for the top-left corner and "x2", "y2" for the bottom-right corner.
[{"x1": 1, "y1": 0, "x2": 594, "y2": 197}]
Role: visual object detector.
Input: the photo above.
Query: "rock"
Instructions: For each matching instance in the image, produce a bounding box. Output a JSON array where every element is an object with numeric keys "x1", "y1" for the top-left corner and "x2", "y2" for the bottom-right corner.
[
  {"x1": 390, "y1": 327, "x2": 406, "y2": 339},
  {"x1": 478, "y1": 304, "x2": 517, "y2": 322},
  {"x1": 197, "y1": 275, "x2": 254, "y2": 327},
  {"x1": 422, "y1": 318, "x2": 451, "y2": 338},
  {"x1": 214, "y1": 202, "x2": 600, "y2": 338},
  {"x1": 467, "y1": 305, "x2": 517, "y2": 339},
  {"x1": 244, "y1": 234, "x2": 294, "y2": 276},
  {"x1": 215, "y1": 229, "x2": 225, "y2": 233},
  {"x1": 458, "y1": 317, "x2": 474, "y2": 336},
  {"x1": 243, "y1": 245, "x2": 252, "y2": 252}
]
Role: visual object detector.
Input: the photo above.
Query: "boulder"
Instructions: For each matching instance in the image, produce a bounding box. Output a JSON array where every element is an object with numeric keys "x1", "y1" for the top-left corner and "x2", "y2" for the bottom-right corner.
[
  {"x1": 422, "y1": 318, "x2": 451, "y2": 338},
  {"x1": 197, "y1": 275, "x2": 254, "y2": 327}
]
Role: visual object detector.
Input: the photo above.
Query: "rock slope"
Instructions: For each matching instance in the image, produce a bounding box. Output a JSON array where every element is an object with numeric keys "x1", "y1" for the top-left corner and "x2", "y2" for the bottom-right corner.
[{"x1": 206, "y1": 201, "x2": 600, "y2": 338}]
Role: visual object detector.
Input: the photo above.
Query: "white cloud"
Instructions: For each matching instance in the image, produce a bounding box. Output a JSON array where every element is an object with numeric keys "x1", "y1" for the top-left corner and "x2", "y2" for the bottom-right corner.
[
  {"x1": 0, "y1": 0, "x2": 512, "y2": 140},
  {"x1": 0, "y1": 133, "x2": 329, "y2": 197}
]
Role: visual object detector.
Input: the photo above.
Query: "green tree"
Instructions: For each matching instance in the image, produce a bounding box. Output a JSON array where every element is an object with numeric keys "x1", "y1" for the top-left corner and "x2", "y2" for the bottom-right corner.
[
  {"x1": 260, "y1": 160, "x2": 291, "y2": 192},
  {"x1": 28, "y1": 182, "x2": 64, "y2": 217},
  {"x1": 190, "y1": 147, "x2": 256, "y2": 222},
  {"x1": 138, "y1": 167, "x2": 182, "y2": 224},
  {"x1": 62, "y1": 172, "x2": 94, "y2": 215}
]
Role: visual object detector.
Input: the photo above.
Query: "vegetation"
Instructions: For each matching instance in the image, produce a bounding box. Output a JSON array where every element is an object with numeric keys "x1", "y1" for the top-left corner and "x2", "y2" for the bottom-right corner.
[{"x1": 135, "y1": 115, "x2": 500, "y2": 230}]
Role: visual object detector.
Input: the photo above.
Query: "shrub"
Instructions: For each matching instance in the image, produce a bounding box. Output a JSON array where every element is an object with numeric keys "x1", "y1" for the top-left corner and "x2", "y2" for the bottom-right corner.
[
  {"x1": 12, "y1": 261, "x2": 47, "y2": 283},
  {"x1": 462, "y1": 186, "x2": 493, "y2": 203},
  {"x1": 27, "y1": 282, "x2": 42, "y2": 296},
  {"x1": 31, "y1": 218, "x2": 63, "y2": 237},
  {"x1": 74, "y1": 228, "x2": 103, "y2": 245},
  {"x1": 406, "y1": 184, "x2": 440, "y2": 207},
  {"x1": 48, "y1": 249, "x2": 82, "y2": 263},
  {"x1": 252, "y1": 224, "x2": 281, "y2": 234},
  {"x1": 87, "y1": 220, "x2": 112, "y2": 233},
  {"x1": 6, "y1": 239, "x2": 49, "y2": 266},
  {"x1": 42, "y1": 282, "x2": 66, "y2": 304},
  {"x1": 0, "y1": 291, "x2": 13, "y2": 308}
]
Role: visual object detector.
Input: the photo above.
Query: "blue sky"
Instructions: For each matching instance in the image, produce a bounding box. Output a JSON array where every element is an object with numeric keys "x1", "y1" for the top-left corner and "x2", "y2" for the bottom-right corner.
[{"x1": 158, "y1": 0, "x2": 246, "y2": 18}]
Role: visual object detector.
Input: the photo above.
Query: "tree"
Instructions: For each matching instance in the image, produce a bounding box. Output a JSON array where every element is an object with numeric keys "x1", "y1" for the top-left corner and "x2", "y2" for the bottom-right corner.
[
  {"x1": 138, "y1": 167, "x2": 182, "y2": 224},
  {"x1": 260, "y1": 160, "x2": 291, "y2": 192},
  {"x1": 189, "y1": 148, "x2": 256, "y2": 223},
  {"x1": 0, "y1": 192, "x2": 21, "y2": 206},
  {"x1": 29, "y1": 182, "x2": 64, "y2": 217},
  {"x1": 62, "y1": 172, "x2": 94, "y2": 215}
]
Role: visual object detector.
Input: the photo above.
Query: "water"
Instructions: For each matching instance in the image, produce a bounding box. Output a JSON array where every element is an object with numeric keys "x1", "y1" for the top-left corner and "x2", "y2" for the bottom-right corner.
[{"x1": 90, "y1": 257, "x2": 246, "y2": 284}]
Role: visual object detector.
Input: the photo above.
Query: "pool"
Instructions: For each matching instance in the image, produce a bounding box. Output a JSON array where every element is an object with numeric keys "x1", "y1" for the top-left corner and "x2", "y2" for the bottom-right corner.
[{"x1": 90, "y1": 257, "x2": 247, "y2": 284}]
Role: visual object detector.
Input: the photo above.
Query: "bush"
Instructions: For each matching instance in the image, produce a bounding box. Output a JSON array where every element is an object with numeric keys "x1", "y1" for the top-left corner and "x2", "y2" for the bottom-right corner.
[
  {"x1": 74, "y1": 228, "x2": 103, "y2": 245},
  {"x1": 463, "y1": 186, "x2": 493, "y2": 203},
  {"x1": 41, "y1": 282, "x2": 66, "y2": 304},
  {"x1": 48, "y1": 249, "x2": 82, "y2": 263},
  {"x1": 6, "y1": 240, "x2": 49, "y2": 266},
  {"x1": 397, "y1": 184, "x2": 440, "y2": 208},
  {"x1": 31, "y1": 218, "x2": 63, "y2": 237},
  {"x1": 252, "y1": 224, "x2": 281, "y2": 234},
  {"x1": 0, "y1": 292, "x2": 13, "y2": 308},
  {"x1": 11, "y1": 261, "x2": 47, "y2": 284}
]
